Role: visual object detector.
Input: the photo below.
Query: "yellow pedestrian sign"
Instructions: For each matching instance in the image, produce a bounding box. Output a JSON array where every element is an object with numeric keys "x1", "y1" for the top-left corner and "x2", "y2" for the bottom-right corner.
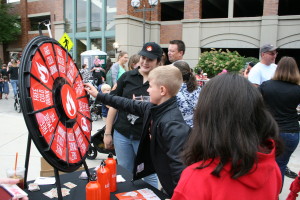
[{"x1": 59, "y1": 33, "x2": 74, "y2": 51}]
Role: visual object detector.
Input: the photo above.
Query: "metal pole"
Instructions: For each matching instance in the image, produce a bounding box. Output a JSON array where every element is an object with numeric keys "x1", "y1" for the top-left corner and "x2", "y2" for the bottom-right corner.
[
  {"x1": 24, "y1": 133, "x2": 32, "y2": 189},
  {"x1": 143, "y1": 4, "x2": 145, "y2": 44}
]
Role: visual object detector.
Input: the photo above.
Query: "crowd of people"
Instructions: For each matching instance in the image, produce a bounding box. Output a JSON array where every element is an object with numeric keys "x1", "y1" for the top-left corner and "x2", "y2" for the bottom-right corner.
[
  {"x1": 1, "y1": 39, "x2": 299, "y2": 199},
  {"x1": 82, "y1": 40, "x2": 299, "y2": 199},
  {"x1": 0, "y1": 58, "x2": 20, "y2": 101}
]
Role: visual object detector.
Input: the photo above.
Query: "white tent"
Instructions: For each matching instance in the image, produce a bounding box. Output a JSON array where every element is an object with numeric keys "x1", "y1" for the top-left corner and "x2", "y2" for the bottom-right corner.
[{"x1": 80, "y1": 49, "x2": 107, "y2": 56}]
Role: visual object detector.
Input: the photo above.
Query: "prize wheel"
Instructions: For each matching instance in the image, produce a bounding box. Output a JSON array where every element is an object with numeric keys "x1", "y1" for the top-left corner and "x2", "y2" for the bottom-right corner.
[{"x1": 19, "y1": 36, "x2": 92, "y2": 172}]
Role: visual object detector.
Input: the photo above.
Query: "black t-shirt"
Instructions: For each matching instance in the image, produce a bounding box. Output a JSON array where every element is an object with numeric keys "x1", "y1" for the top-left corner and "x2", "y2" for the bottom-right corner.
[
  {"x1": 110, "y1": 68, "x2": 150, "y2": 139},
  {"x1": 1, "y1": 69, "x2": 9, "y2": 77},
  {"x1": 7, "y1": 66, "x2": 19, "y2": 80},
  {"x1": 260, "y1": 80, "x2": 300, "y2": 133}
]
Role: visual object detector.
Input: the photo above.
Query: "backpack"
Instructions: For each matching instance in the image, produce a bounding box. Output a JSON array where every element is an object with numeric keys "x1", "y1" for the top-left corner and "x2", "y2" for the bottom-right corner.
[{"x1": 106, "y1": 68, "x2": 113, "y2": 87}]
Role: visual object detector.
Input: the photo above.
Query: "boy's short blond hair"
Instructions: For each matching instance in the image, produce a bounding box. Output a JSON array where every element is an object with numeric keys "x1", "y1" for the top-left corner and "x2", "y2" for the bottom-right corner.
[
  {"x1": 101, "y1": 83, "x2": 111, "y2": 92},
  {"x1": 148, "y1": 65, "x2": 183, "y2": 96}
]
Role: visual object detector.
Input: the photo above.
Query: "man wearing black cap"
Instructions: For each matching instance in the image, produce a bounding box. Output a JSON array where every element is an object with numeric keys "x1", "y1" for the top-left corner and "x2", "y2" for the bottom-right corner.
[{"x1": 248, "y1": 44, "x2": 278, "y2": 86}]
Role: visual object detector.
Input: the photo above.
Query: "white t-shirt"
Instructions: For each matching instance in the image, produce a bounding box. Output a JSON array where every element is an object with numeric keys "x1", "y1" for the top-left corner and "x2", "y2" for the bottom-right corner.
[{"x1": 248, "y1": 62, "x2": 277, "y2": 85}]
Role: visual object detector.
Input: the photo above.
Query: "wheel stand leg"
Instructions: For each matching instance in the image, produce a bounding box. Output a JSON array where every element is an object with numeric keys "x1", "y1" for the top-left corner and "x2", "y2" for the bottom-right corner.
[
  {"x1": 24, "y1": 133, "x2": 31, "y2": 189},
  {"x1": 54, "y1": 168, "x2": 63, "y2": 200},
  {"x1": 83, "y1": 160, "x2": 91, "y2": 182}
]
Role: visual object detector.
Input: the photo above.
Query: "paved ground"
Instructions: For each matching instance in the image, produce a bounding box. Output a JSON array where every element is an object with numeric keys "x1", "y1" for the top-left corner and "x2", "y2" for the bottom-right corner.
[
  {"x1": 0, "y1": 86, "x2": 106, "y2": 181},
  {"x1": 0, "y1": 85, "x2": 299, "y2": 199}
]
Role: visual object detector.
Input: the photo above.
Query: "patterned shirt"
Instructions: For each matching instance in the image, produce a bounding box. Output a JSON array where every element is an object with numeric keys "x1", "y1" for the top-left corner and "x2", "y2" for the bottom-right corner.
[
  {"x1": 80, "y1": 68, "x2": 90, "y2": 83},
  {"x1": 176, "y1": 83, "x2": 201, "y2": 127}
]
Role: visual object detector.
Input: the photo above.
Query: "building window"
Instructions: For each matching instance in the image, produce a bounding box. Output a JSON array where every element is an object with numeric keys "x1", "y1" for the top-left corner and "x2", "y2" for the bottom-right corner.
[
  {"x1": 161, "y1": 2, "x2": 184, "y2": 21},
  {"x1": 6, "y1": 0, "x2": 20, "y2": 3},
  {"x1": 107, "y1": 0, "x2": 116, "y2": 30},
  {"x1": 106, "y1": 38, "x2": 115, "y2": 58},
  {"x1": 233, "y1": 0, "x2": 263, "y2": 17},
  {"x1": 202, "y1": 0, "x2": 228, "y2": 19},
  {"x1": 77, "y1": 0, "x2": 87, "y2": 32},
  {"x1": 76, "y1": 39, "x2": 87, "y2": 65},
  {"x1": 91, "y1": 0, "x2": 102, "y2": 31},
  {"x1": 29, "y1": 15, "x2": 51, "y2": 31},
  {"x1": 279, "y1": 0, "x2": 300, "y2": 16},
  {"x1": 91, "y1": 38, "x2": 102, "y2": 50},
  {"x1": 65, "y1": 0, "x2": 73, "y2": 33}
]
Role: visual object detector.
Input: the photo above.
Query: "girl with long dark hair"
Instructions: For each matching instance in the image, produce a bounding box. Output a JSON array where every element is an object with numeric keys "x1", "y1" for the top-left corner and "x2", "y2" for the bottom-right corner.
[{"x1": 172, "y1": 73, "x2": 282, "y2": 200}]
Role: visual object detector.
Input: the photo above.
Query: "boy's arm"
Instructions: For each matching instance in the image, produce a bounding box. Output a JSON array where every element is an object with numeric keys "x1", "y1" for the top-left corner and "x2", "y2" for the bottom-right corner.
[
  {"x1": 96, "y1": 92, "x2": 149, "y2": 117},
  {"x1": 162, "y1": 121, "x2": 191, "y2": 187},
  {"x1": 84, "y1": 82, "x2": 149, "y2": 117}
]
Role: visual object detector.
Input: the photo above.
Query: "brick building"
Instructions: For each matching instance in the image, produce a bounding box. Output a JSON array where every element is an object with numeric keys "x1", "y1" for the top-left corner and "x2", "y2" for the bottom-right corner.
[
  {"x1": 1, "y1": 0, "x2": 300, "y2": 68},
  {"x1": 1, "y1": 0, "x2": 116, "y2": 65},
  {"x1": 116, "y1": 0, "x2": 300, "y2": 67},
  {"x1": 1, "y1": 0, "x2": 65, "y2": 63}
]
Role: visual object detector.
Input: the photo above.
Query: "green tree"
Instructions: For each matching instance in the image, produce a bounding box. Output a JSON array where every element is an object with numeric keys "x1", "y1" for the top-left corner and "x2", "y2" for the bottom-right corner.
[
  {"x1": 0, "y1": 3, "x2": 21, "y2": 44},
  {"x1": 244, "y1": 56, "x2": 259, "y2": 67}
]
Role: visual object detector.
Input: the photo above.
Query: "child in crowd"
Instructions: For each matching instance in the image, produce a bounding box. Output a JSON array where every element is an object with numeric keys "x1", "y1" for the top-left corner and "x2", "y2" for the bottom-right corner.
[
  {"x1": 85, "y1": 65, "x2": 191, "y2": 197},
  {"x1": 80, "y1": 64, "x2": 90, "y2": 83},
  {"x1": 100, "y1": 84, "x2": 111, "y2": 122},
  {"x1": 2, "y1": 76, "x2": 9, "y2": 100},
  {"x1": 171, "y1": 73, "x2": 282, "y2": 200},
  {"x1": 127, "y1": 54, "x2": 141, "y2": 70}
]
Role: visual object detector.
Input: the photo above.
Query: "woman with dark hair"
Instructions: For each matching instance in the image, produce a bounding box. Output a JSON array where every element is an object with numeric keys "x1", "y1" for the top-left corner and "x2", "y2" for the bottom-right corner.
[
  {"x1": 172, "y1": 73, "x2": 282, "y2": 200},
  {"x1": 259, "y1": 56, "x2": 300, "y2": 185},
  {"x1": 173, "y1": 61, "x2": 201, "y2": 127}
]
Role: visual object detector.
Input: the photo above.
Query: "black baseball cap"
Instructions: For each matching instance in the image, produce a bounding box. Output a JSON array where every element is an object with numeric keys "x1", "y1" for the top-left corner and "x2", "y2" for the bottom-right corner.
[{"x1": 138, "y1": 42, "x2": 163, "y2": 60}]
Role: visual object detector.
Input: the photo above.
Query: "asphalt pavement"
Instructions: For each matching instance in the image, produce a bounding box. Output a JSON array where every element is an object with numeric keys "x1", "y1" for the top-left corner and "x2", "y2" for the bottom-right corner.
[{"x1": 0, "y1": 85, "x2": 299, "y2": 199}]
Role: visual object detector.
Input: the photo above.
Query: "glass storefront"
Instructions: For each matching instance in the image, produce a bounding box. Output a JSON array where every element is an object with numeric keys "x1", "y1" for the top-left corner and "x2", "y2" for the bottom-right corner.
[{"x1": 65, "y1": 0, "x2": 116, "y2": 66}]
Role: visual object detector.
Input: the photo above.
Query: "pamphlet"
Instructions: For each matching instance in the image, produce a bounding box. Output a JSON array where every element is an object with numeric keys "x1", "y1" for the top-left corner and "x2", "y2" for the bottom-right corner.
[
  {"x1": 0, "y1": 184, "x2": 28, "y2": 199},
  {"x1": 115, "y1": 188, "x2": 160, "y2": 200}
]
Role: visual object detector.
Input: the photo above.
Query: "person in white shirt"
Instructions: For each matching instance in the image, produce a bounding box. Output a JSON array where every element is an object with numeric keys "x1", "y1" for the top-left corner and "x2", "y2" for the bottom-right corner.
[{"x1": 248, "y1": 44, "x2": 278, "y2": 87}]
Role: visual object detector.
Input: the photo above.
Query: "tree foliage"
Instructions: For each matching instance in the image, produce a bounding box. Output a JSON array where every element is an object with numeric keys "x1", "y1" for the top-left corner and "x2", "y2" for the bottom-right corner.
[
  {"x1": 0, "y1": 3, "x2": 21, "y2": 44},
  {"x1": 244, "y1": 56, "x2": 259, "y2": 67},
  {"x1": 196, "y1": 48, "x2": 245, "y2": 77}
]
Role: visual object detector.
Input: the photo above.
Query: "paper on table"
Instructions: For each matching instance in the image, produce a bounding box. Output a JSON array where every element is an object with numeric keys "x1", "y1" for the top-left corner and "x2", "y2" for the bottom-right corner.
[
  {"x1": 1, "y1": 184, "x2": 28, "y2": 199},
  {"x1": 115, "y1": 188, "x2": 160, "y2": 200},
  {"x1": 34, "y1": 177, "x2": 56, "y2": 185},
  {"x1": 117, "y1": 175, "x2": 126, "y2": 183}
]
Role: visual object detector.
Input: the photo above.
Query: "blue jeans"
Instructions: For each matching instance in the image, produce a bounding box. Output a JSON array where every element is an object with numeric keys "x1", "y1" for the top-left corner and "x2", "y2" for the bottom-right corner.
[
  {"x1": 10, "y1": 79, "x2": 18, "y2": 96},
  {"x1": 276, "y1": 132, "x2": 299, "y2": 184},
  {"x1": 0, "y1": 82, "x2": 3, "y2": 93},
  {"x1": 113, "y1": 130, "x2": 158, "y2": 188}
]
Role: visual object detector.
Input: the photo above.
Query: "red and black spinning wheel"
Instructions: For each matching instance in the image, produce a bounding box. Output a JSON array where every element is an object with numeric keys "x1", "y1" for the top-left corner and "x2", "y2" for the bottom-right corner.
[{"x1": 19, "y1": 35, "x2": 92, "y2": 172}]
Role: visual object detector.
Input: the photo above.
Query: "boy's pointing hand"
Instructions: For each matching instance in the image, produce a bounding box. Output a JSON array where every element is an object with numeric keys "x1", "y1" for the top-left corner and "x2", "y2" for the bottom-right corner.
[{"x1": 84, "y1": 83, "x2": 98, "y2": 98}]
